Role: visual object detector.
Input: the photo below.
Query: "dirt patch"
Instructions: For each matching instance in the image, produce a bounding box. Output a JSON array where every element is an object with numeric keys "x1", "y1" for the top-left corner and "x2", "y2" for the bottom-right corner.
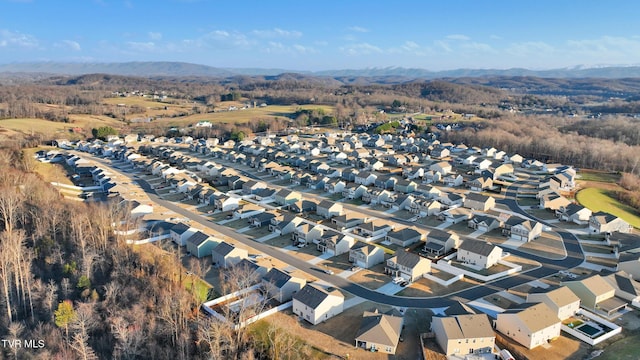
[
  {"x1": 496, "y1": 330, "x2": 589, "y2": 360},
  {"x1": 516, "y1": 231, "x2": 566, "y2": 260},
  {"x1": 348, "y1": 263, "x2": 389, "y2": 290},
  {"x1": 397, "y1": 275, "x2": 479, "y2": 297}
]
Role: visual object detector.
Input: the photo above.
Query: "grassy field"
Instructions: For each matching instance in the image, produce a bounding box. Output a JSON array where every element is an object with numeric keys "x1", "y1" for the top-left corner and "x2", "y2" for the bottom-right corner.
[
  {"x1": 184, "y1": 276, "x2": 212, "y2": 303},
  {"x1": 577, "y1": 170, "x2": 620, "y2": 183},
  {"x1": 576, "y1": 188, "x2": 640, "y2": 228},
  {"x1": 0, "y1": 116, "x2": 123, "y2": 138},
  {"x1": 151, "y1": 104, "x2": 335, "y2": 127},
  {"x1": 22, "y1": 147, "x2": 74, "y2": 185}
]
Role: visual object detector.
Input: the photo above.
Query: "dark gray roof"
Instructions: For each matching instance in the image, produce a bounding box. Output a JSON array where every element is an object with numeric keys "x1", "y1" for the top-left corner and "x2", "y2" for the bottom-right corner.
[
  {"x1": 171, "y1": 222, "x2": 191, "y2": 235},
  {"x1": 354, "y1": 310, "x2": 403, "y2": 348},
  {"x1": 187, "y1": 231, "x2": 211, "y2": 246},
  {"x1": 293, "y1": 284, "x2": 334, "y2": 309},
  {"x1": 465, "y1": 192, "x2": 491, "y2": 203},
  {"x1": 428, "y1": 229, "x2": 454, "y2": 242},
  {"x1": 255, "y1": 188, "x2": 276, "y2": 198},
  {"x1": 262, "y1": 268, "x2": 292, "y2": 288},
  {"x1": 445, "y1": 301, "x2": 477, "y2": 316},
  {"x1": 212, "y1": 241, "x2": 236, "y2": 257},
  {"x1": 458, "y1": 240, "x2": 499, "y2": 256},
  {"x1": 387, "y1": 228, "x2": 422, "y2": 241},
  {"x1": 394, "y1": 251, "x2": 425, "y2": 268}
]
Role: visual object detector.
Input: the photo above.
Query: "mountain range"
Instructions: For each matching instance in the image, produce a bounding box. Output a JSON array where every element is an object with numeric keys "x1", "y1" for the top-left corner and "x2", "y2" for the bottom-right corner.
[{"x1": 3, "y1": 61, "x2": 640, "y2": 79}]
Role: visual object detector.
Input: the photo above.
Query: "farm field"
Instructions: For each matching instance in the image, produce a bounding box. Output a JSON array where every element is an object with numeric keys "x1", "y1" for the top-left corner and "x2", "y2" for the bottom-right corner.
[{"x1": 576, "y1": 187, "x2": 640, "y2": 229}]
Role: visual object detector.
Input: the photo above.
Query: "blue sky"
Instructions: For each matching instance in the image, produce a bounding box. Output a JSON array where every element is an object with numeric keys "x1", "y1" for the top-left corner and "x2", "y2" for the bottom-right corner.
[{"x1": 1, "y1": 0, "x2": 638, "y2": 71}]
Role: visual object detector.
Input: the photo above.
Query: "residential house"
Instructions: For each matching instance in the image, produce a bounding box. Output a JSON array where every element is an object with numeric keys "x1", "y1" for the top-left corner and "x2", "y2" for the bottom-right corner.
[
  {"x1": 617, "y1": 253, "x2": 640, "y2": 281},
  {"x1": 349, "y1": 243, "x2": 385, "y2": 268},
  {"x1": 211, "y1": 241, "x2": 248, "y2": 268},
  {"x1": 355, "y1": 171, "x2": 378, "y2": 186},
  {"x1": 431, "y1": 147, "x2": 450, "y2": 158},
  {"x1": 423, "y1": 229, "x2": 461, "y2": 257},
  {"x1": 332, "y1": 213, "x2": 366, "y2": 231},
  {"x1": 317, "y1": 232, "x2": 356, "y2": 256},
  {"x1": 292, "y1": 224, "x2": 324, "y2": 246},
  {"x1": 253, "y1": 188, "x2": 276, "y2": 202},
  {"x1": 463, "y1": 193, "x2": 496, "y2": 212},
  {"x1": 210, "y1": 194, "x2": 240, "y2": 212},
  {"x1": 493, "y1": 163, "x2": 514, "y2": 179},
  {"x1": 385, "y1": 251, "x2": 431, "y2": 282},
  {"x1": 456, "y1": 241, "x2": 503, "y2": 269},
  {"x1": 539, "y1": 192, "x2": 571, "y2": 211},
  {"x1": 268, "y1": 214, "x2": 304, "y2": 235},
  {"x1": 468, "y1": 175, "x2": 493, "y2": 192},
  {"x1": 602, "y1": 271, "x2": 640, "y2": 306},
  {"x1": 316, "y1": 200, "x2": 343, "y2": 219},
  {"x1": 438, "y1": 192, "x2": 465, "y2": 208},
  {"x1": 476, "y1": 159, "x2": 492, "y2": 171},
  {"x1": 443, "y1": 174, "x2": 464, "y2": 187},
  {"x1": 261, "y1": 268, "x2": 306, "y2": 303},
  {"x1": 119, "y1": 200, "x2": 153, "y2": 219},
  {"x1": 467, "y1": 215, "x2": 502, "y2": 232},
  {"x1": 496, "y1": 302, "x2": 561, "y2": 349},
  {"x1": 288, "y1": 200, "x2": 318, "y2": 214},
  {"x1": 430, "y1": 161, "x2": 452, "y2": 175},
  {"x1": 354, "y1": 310, "x2": 404, "y2": 354},
  {"x1": 274, "y1": 189, "x2": 302, "y2": 206},
  {"x1": 354, "y1": 220, "x2": 394, "y2": 239},
  {"x1": 562, "y1": 275, "x2": 627, "y2": 317},
  {"x1": 394, "y1": 179, "x2": 417, "y2": 194},
  {"x1": 589, "y1": 211, "x2": 633, "y2": 234},
  {"x1": 232, "y1": 203, "x2": 265, "y2": 219},
  {"x1": 526, "y1": 286, "x2": 581, "y2": 321},
  {"x1": 505, "y1": 218, "x2": 543, "y2": 242},
  {"x1": 431, "y1": 314, "x2": 495, "y2": 356},
  {"x1": 342, "y1": 183, "x2": 368, "y2": 199},
  {"x1": 391, "y1": 194, "x2": 415, "y2": 211},
  {"x1": 249, "y1": 212, "x2": 277, "y2": 228},
  {"x1": 385, "y1": 227, "x2": 425, "y2": 247},
  {"x1": 410, "y1": 198, "x2": 442, "y2": 216},
  {"x1": 362, "y1": 189, "x2": 392, "y2": 205},
  {"x1": 186, "y1": 231, "x2": 220, "y2": 258},
  {"x1": 170, "y1": 222, "x2": 198, "y2": 246},
  {"x1": 324, "y1": 179, "x2": 346, "y2": 194},
  {"x1": 505, "y1": 153, "x2": 524, "y2": 164},
  {"x1": 293, "y1": 284, "x2": 344, "y2": 325},
  {"x1": 556, "y1": 203, "x2": 592, "y2": 225}
]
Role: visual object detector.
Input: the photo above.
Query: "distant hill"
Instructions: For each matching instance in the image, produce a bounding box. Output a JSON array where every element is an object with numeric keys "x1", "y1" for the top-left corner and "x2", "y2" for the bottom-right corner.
[
  {"x1": 3, "y1": 61, "x2": 640, "y2": 79},
  {"x1": 0, "y1": 61, "x2": 235, "y2": 78}
]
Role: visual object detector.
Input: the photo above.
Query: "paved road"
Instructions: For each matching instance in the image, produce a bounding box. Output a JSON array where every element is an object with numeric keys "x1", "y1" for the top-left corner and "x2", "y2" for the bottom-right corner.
[{"x1": 90, "y1": 153, "x2": 586, "y2": 309}]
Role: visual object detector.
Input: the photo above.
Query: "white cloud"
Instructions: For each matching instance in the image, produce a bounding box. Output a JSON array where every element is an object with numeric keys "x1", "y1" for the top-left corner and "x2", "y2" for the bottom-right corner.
[
  {"x1": 446, "y1": 34, "x2": 470, "y2": 41},
  {"x1": 434, "y1": 40, "x2": 452, "y2": 52},
  {"x1": 263, "y1": 41, "x2": 316, "y2": 55},
  {"x1": 55, "y1": 40, "x2": 81, "y2": 51},
  {"x1": 506, "y1": 41, "x2": 554, "y2": 57},
  {"x1": 252, "y1": 28, "x2": 302, "y2": 38},
  {"x1": 0, "y1": 29, "x2": 38, "y2": 48},
  {"x1": 340, "y1": 42, "x2": 382, "y2": 56},
  {"x1": 201, "y1": 30, "x2": 252, "y2": 49},
  {"x1": 148, "y1": 32, "x2": 162, "y2": 40},
  {"x1": 348, "y1": 26, "x2": 369, "y2": 33},
  {"x1": 126, "y1": 41, "x2": 156, "y2": 52}
]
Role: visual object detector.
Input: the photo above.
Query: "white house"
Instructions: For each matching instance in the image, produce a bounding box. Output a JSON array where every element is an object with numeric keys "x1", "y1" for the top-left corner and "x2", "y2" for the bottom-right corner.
[
  {"x1": 170, "y1": 222, "x2": 198, "y2": 246},
  {"x1": 495, "y1": 302, "x2": 561, "y2": 349},
  {"x1": 526, "y1": 286, "x2": 581, "y2": 321},
  {"x1": 292, "y1": 284, "x2": 344, "y2": 325},
  {"x1": 456, "y1": 241, "x2": 503, "y2": 269}
]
